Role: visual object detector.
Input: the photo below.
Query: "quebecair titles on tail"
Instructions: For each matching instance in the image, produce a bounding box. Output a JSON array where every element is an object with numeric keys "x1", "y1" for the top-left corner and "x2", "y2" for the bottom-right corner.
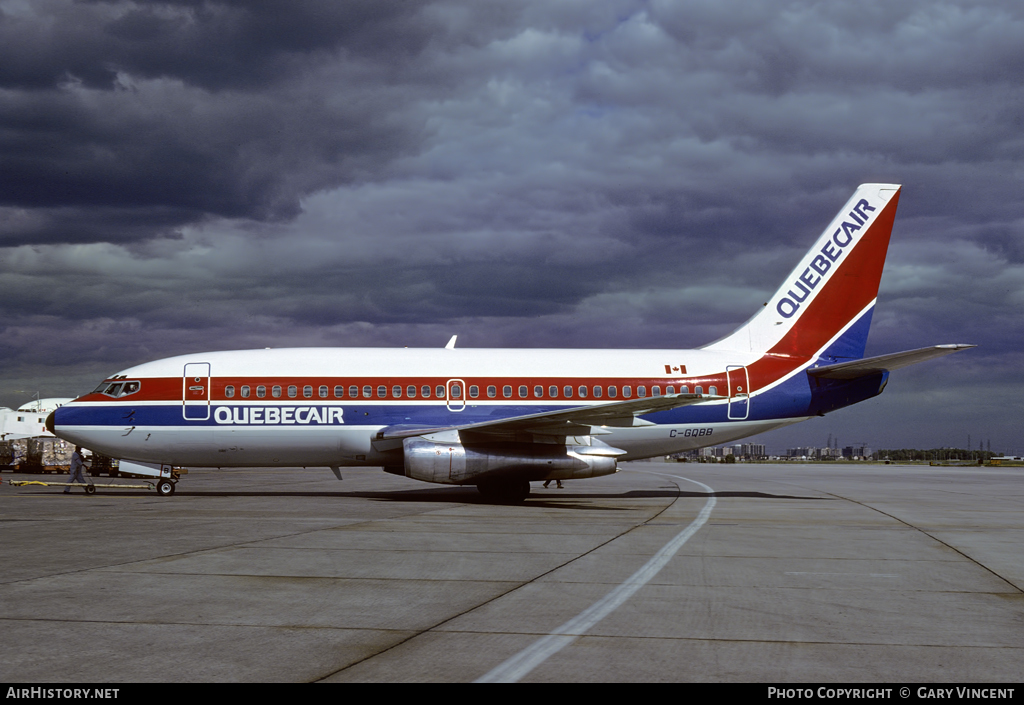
[{"x1": 706, "y1": 183, "x2": 901, "y2": 362}]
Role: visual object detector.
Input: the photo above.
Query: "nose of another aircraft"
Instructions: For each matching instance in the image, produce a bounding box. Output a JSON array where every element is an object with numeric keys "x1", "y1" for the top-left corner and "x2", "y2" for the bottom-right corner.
[{"x1": 45, "y1": 410, "x2": 56, "y2": 435}]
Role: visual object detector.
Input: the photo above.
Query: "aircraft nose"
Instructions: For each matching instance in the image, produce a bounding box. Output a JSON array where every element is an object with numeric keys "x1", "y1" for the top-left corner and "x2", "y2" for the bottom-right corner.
[{"x1": 45, "y1": 411, "x2": 56, "y2": 435}]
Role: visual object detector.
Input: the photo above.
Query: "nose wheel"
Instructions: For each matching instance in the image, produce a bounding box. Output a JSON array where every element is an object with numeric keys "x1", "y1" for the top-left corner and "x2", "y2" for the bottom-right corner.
[{"x1": 155, "y1": 479, "x2": 176, "y2": 496}]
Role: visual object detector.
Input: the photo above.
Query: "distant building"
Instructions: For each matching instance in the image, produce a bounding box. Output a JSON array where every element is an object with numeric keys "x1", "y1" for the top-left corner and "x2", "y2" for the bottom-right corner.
[
  {"x1": 741, "y1": 443, "x2": 766, "y2": 459},
  {"x1": 787, "y1": 446, "x2": 819, "y2": 459},
  {"x1": 842, "y1": 445, "x2": 872, "y2": 460},
  {"x1": 670, "y1": 443, "x2": 766, "y2": 462}
]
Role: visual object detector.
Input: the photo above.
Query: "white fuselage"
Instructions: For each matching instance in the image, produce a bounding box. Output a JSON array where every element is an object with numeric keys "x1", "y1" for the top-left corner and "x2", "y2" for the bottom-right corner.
[{"x1": 52, "y1": 346, "x2": 809, "y2": 471}]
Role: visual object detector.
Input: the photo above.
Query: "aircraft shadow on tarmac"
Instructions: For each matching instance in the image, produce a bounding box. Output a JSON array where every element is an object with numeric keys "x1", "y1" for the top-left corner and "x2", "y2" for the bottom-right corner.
[{"x1": 20, "y1": 486, "x2": 832, "y2": 506}]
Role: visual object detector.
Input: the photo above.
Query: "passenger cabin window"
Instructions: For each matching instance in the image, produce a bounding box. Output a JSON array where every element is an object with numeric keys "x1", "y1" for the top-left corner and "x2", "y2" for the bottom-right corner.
[
  {"x1": 349, "y1": 385, "x2": 359, "y2": 398},
  {"x1": 287, "y1": 385, "x2": 297, "y2": 398},
  {"x1": 469, "y1": 385, "x2": 479, "y2": 398},
  {"x1": 407, "y1": 385, "x2": 416, "y2": 398},
  {"x1": 638, "y1": 386, "x2": 646, "y2": 397},
  {"x1": 534, "y1": 386, "x2": 543, "y2": 397},
  {"x1": 578, "y1": 385, "x2": 587, "y2": 398},
  {"x1": 422, "y1": 385, "x2": 432, "y2": 398},
  {"x1": 435, "y1": 385, "x2": 445, "y2": 398},
  {"x1": 272, "y1": 386, "x2": 282, "y2": 398},
  {"x1": 666, "y1": 386, "x2": 675, "y2": 395},
  {"x1": 319, "y1": 385, "x2": 329, "y2": 398},
  {"x1": 680, "y1": 386, "x2": 689, "y2": 394},
  {"x1": 549, "y1": 385, "x2": 558, "y2": 397},
  {"x1": 623, "y1": 386, "x2": 632, "y2": 398},
  {"x1": 504, "y1": 385, "x2": 513, "y2": 398},
  {"x1": 709, "y1": 386, "x2": 717, "y2": 395},
  {"x1": 257, "y1": 385, "x2": 266, "y2": 398},
  {"x1": 695, "y1": 386, "x2": 703, "y2": 395},
  {"x1": 563, "y1": 386, "x2": 573, "y2": 398},
  {"x1": 377, "y1": 385, "x2": 387, "y2": 398},
  {"x1": 594, "y1": 386, "x2": 602, "y2": 398},
  {"x1": 653, "y1": 386, "x2": 661, "y2": 396},
  {"x1": 450, "y1": 384, "x2": 462, "y2": 398},
  {"x1": 225, "y1": 385, "x2": 235, "y2": 398},
  {"x1": 241, "y1": 385, "x2": 251, "y2": 398},
  {"x1": 487, "y1": 385, "x2": 496, "y2": 398},
  {"x1": 334, "y1": 386, "x2": 344, "y2": 398},
  {"x1": 363, "y1": 386, "x2": 372, "y2": 398},
  {"x1": 304, "y1": 385, "x2": 313, "y2": 398},
  {"x1": 608, "y1": 386, "x2": 617, "y2": 398},
  {"x1": 519, "y1": 386, "x2": 528, "y2": 398},
  {"x1": 393, "y1": 385, "x2": 402, "y2": 398}
]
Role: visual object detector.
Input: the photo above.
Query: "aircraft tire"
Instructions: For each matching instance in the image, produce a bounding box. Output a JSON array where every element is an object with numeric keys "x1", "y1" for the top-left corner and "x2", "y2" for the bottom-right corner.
[
  {"x1": 156, "y1": 480, "x2": 176, "y2": 497},
  {"x1": 476, "y1": 479, "x2": 531, "y2": 504}
]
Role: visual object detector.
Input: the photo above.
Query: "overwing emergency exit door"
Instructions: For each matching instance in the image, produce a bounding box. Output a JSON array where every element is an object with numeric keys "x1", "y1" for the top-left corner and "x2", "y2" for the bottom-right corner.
[
  {"x1": 183, "y1": 362, "x2": 211, "y2": 420},
  {"x1": 446, "y1": 378, "x2": 465, "y2": 412}
]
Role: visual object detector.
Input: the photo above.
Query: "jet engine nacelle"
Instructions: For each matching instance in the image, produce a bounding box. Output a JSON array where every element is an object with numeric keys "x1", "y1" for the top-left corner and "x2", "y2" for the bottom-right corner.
[{"x1": 402, "y1": 437, "x2": 619, "y2": 485}]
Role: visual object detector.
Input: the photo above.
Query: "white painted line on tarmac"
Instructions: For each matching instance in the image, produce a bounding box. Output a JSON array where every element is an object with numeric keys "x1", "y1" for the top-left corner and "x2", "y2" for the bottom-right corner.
[
  {"x1": 785, "y1": 572, "x2": 900, "y2": 578},
  {"x1": 476, "y1": 473, "x2": 715, "y2": 683}
]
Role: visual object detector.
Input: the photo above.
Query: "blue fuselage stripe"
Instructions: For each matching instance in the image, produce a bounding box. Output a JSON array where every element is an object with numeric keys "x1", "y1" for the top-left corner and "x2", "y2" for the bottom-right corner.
[{"x1": 56, "y1": 306, "x2": 885, "y2": 432}]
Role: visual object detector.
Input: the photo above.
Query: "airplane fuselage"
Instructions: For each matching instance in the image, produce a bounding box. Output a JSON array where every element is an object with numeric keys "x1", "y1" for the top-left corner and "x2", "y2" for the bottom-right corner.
[{"x1": 53, "y1": 340, "x2": 883, "y2": 471}]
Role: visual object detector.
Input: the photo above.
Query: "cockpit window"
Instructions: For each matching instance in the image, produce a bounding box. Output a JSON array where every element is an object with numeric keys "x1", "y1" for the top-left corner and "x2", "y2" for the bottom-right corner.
[{"x1": 93, "y1": 380, "x2": 141, "y2": 398}]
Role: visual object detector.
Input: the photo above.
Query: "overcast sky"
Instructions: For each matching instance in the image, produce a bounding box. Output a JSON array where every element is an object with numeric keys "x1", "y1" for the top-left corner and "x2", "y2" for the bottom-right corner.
[{"x1": 1, "y1": 0, "x2": 1022, "y2": 454}]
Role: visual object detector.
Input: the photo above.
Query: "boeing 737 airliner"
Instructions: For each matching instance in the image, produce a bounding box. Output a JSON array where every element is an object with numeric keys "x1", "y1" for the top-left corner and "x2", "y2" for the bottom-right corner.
[{"x1": 50, "y1": 184, "x2": 972, "y2": 500}]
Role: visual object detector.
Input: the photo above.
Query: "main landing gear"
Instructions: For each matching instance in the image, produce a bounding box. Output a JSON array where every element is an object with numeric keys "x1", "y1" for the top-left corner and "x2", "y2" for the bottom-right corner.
[{"x1": 476, "y1": 478, "x2": 531, "y2": 504}]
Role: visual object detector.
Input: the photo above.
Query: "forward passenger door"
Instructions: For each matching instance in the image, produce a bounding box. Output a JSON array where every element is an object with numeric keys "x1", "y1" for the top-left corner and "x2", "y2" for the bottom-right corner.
[{"x1": 183, "y1": 362, "x2": 211, "y2": 420}]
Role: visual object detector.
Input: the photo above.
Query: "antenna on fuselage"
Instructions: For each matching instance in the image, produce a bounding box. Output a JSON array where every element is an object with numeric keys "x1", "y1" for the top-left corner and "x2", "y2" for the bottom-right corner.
[{"x1": 445, "y1": 335, "x2": 457, "y2": 349}]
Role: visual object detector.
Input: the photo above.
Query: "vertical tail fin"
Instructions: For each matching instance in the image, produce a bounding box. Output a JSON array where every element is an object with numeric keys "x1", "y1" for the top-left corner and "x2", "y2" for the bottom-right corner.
[{"x1": 705, "y1": 184, "x2": 901, "y2": 360}]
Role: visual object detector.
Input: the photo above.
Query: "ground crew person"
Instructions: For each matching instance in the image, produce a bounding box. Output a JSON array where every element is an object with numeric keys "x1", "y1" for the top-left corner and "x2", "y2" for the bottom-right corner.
[{"x1": 64, "y1": 446, "x2": 91, "y2": 494}]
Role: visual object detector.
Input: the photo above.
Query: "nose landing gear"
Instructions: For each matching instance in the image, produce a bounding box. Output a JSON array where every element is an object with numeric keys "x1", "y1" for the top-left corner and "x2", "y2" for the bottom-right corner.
[
  {"x1": 116, "y1": 461, "x2": 182, "y2": 496},
  {"x1": 155, "y1": 479, "x2": 176, "y2": 496}
]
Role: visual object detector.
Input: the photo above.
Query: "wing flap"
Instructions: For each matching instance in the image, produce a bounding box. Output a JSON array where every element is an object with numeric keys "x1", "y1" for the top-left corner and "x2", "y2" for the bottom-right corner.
[
  {"x1": 375, "y1": 393, "x2": 721, "y2": 443},
  {"x1": 808, "y1": 344, "x2": 975, "y2": 380}
]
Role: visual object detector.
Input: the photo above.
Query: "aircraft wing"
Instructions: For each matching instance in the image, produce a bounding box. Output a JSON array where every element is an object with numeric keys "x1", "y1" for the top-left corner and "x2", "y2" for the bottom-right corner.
[
  {"x1": 807, "y1": 344, "x2": 975, "y2": 380},
  {"x1": 374, "y1": 392, "x2": 722, "y2": 444}
]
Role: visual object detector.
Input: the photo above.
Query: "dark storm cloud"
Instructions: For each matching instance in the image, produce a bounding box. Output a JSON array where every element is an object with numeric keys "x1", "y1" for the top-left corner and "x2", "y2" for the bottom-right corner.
[
  {"x1": 0, "y1": 0, "x2": 436, "y2": 243},
  {"x1": 0, "y1": 76, "x2": 411, "y2": 236},
  {"x1": 973, "y1": 222, "x2": 1024, "y2": 264},
  {"x1": 0, "y1": 0, "x2": 434, "y2": 90}
]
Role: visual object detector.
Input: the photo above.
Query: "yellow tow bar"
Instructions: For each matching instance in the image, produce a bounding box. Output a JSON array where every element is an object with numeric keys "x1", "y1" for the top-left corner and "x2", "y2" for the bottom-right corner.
[{"x1": 5, "y1": 480, "x2": 155, "y2": 494}]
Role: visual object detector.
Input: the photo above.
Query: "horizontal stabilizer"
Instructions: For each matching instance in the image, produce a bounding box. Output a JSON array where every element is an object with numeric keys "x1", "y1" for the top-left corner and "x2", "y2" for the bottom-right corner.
[{"x1": 807, "y1": 344, "x2": 975, "y2": 380}]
